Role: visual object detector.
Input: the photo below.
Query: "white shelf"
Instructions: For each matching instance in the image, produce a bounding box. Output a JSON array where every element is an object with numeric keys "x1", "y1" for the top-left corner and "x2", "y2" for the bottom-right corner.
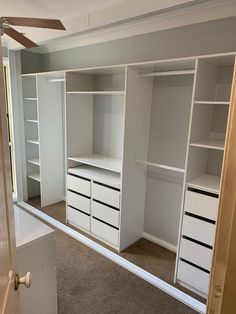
[
  {"x1": 68, "y1": 165, "x2": 121, "y2": 188},
  {"x1": 27, "y1": 158, "x2": 40, "y2": 166},
  {"x1": 187, "y1": 175, "x2": 220, "y2": 194},
  {"x1": 26, "y1": 139, "x2": 39, "y2": 145},
  {"x1": 66, "y1": 91, "x2": 124, "y2": 96},
  {"x1": 24, "y1": 97, "x2": 38, "y2": 101},
  {"x1": 68, "y1": 154, "x2": 122, "y2": 173},
  {"x1": 194, "y1": 100, "x2": 230, "y2": 105},
  {"x1": 28, "y1": 173, "x2": 40, "y2": 182},
  {"x1": 48, "y1": 78, "x2": 65, "y2": 83},
  {"x1": 140, "y1": 69, "x2": 195, "y2": 77},
  {"x1": 135, "y1": 160, "x2": 185, "y2": 173},
  {"x1": 190, "y1": 139, "x2": 225, "y2": 150},
  {"x1": 25, "y1": 119, "x2": 39, "y2": 123}
]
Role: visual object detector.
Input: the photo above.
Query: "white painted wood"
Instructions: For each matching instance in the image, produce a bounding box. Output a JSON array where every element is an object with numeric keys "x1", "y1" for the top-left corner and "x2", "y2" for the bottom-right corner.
[
  {"x1": 182, "y1": 215, "x2": 216, "y2": 246},
  {"x1": 190, "y1": 139, "x2": 224, "y2": 150},
  {"x1": 23, "y1": 97, "x2": 38, "y2": 101},
  {"x1": 177, "y1": 260, "x2": 210, "y2": 295},
  {"x1": 68, "y1": 165, "x2": 121, "y2": 188},
  {"x1": 179, "y1": 238, "x2": 213, "y2": 271},
  {"x1": 135, "y1": 160, "x2": 185, "y2": 173},
  {"x1": 21, "y1": 201, "x2": 206, "y2": 314},
  {"x1": 26, "y1": 139, "x2": 39, "y2": 145},
  {"x1": 67, "y1": 174, "x2": 91, "y2": 197},
  {"x1": 120, "y1": 66, "x2": 153, "y2": 251},
  {"x1": 25, "y1": 119, "x2": 38, "y2": 123},
  {"x1": 194, "y1": 101, "x2": 229, "y2": 105},
  {"x1": 92, "y1": 182, "x2": 120, "y2": 208},
  {"x1": 37, "y1": 75, "x2": 64, "y2": 207},
  {"x1": 184, "y1": 190, "x2": 219, "y2": 221},
  {"x1": 140, "y1": 69, "x2": 195, "y2": 77},
  {"x1": 67, "y1": 91, "x2": 124, "y2": 95},
  {"x1": 142, "y1": 232, "x2": 177, "y2": 253},
  {"x1": 27, "y1": 157, "x2": 40, "y2": 166},
  {"x1": 68, "y1": 154, "x2": 122, "y2": 173},
  {"x1": 67, "y1": 191, "x2": 90, "y2": 214},
  {"x1": 28, "y1": 173, "x2": 40, "y2": 182},
  {"x1": 91, "y1": 200, "x2": 120, "y2": 228},
  {"x1": 187, "y1": 174, "x2": 220, "y2": 194},
  {"x1": 91, "y1": 217, "x2": 119, "y2": 247},
  {"x1": 67, "y1": 207, "x2": 90, "y2": 231}
]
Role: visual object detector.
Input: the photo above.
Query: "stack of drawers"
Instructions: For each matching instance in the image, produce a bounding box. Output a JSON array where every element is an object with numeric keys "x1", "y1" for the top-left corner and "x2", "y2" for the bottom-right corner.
[
  {"x1": 177, "y1": 189, "x2": 219, "y2": 296},
  {"x1": 67, "y1": 172, "x2": 121, "y2": 248}
]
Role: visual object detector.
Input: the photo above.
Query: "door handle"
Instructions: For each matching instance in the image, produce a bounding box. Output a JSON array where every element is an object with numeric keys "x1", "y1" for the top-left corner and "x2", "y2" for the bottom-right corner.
[{"x1": 14, "y1": 272, "x2": 32, "y2": 290}]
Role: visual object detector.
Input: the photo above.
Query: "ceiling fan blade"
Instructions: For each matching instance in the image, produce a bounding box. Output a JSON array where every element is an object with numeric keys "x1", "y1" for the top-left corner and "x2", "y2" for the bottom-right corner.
[
  {"x1": 4, "y1": 27, "x2": 37, "y2": 48},
  {"x1": 3, "y1": 17, "x2": 66, "y2": 30}
]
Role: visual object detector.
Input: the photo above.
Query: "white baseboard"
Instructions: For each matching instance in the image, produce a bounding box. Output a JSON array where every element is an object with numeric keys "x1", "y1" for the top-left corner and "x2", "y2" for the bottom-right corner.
[
  {"x1": 142, "y1": 232, "x2": 177, "y2": 253},
  {"x1": 18, "y1": 200, "x2": 206, "y2": 314}
]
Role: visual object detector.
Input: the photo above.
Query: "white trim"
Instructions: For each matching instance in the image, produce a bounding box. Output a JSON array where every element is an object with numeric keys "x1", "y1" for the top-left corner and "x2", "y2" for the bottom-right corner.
[
  {"x1": 142, "y1": 232, "x2": 177, "y2": 253},
  {"x1": 18, "y1": 200, "x2": 206, "y2": 314}
]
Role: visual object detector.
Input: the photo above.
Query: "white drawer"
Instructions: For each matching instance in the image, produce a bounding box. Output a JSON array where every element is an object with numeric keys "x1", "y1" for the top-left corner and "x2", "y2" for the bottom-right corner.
[
  {"x1": 67, "y1": 207, "x2": 90, "y2": 232},
  {"x1": 182, "y1": 214, "x2": 216, "y2": 246},
  {"x1": 92, "y1": 182, "x2": 120, "y2": 208},
  {"x1": 177, "y1": 260, "x2": 210, "y2": 295},
  {"x1": 185, "y1": 190, "x2": 218, "y2": 221},
  {"x1": 67, "y1": 190, "x2": 90, "y2": 214},
  {"x1": 91, "y1": 200, "x2": 120, "y2": 228},
  {"x1": 91, "y1": 218, "x2": 119, "y2": 247},
  {"x1": 67, "y1": 174, "x2": 90, "y2": 196},
  {"x1": 179, "y1": 238, "x2": 213, "y2": 271}
]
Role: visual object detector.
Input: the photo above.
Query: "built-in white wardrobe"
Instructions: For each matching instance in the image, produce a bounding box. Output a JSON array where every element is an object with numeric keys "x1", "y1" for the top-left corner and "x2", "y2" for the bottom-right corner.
[{"x1": 20, "y1": 53, "x2": 235, "y2": 300}]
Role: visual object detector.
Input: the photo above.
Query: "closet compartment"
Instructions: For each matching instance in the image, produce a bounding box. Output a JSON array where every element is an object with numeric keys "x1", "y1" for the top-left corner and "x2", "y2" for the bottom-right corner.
[
  {"x1": 67, "y1": 174, "x2": 91, "y2": 196},
  {"x1": 92, "y1": 182, "x2": 120, "y2": 209},
  {"x1": 91, "y1": 200, "x2": 120, "y2": 228},
  {"x1": 67, "y1": 207, "x2": 90, "y2": 232},
  {"x1": 67, "y1": 191, "x2": 90, "y2": 214},
  {"x1": 91, "y1": 217, "x2": 119, "y2": 247},
  {"x1": 179, "y1": 238, "x2": 213, "y2": 271},
  {"x1": 177, "y1": 260, "x2": 210, "y2": 295},
  {"x1": 182, "y1": 214, "x2": 216, "y2": 246},
  {"x1": 184, "y1": 190, "x2": 219, "y2": 221}
]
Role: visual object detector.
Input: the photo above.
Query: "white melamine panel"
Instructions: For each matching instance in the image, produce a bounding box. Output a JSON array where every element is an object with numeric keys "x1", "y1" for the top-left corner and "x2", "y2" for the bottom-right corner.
[
  {"x1": 177, "y1": 260, "x2": 210, "y2": 295},
  {"x1": 187, "y1": 174, "x2": 221, "y2": 194},
  {"x1": 37, "y1": 75, "x2": 64, "y2": 207},
  {"x1": 92, "y1": 182, "x2": 120, "y2": 208},
  {"x1": 67, "y1": 174, "x2": 91, "y2": 196},
  {"x1": 67, "y1": 207, "x2": 90, "y2": 231},
  {"x1": 91, "y1": 200, "x2": 120, "y2": 228},
  {"x1": 182, "y1": 214, "x2": 216, "y2": 246},
  {"x1": 184, "y1": 190, "x2": 219, "y2": 221},
  {"x1": 148, "y1": 74, "x2": 193, "y2": 169},
  {"x1": 67, "y1": 191, "x2": 90, "y2": 214},
  {"x1": 179, "y1": 238, "x2": 213, "y2": 271},
  {"x1": 91, "y1": 218, "x2": 119, "y2": 246}
]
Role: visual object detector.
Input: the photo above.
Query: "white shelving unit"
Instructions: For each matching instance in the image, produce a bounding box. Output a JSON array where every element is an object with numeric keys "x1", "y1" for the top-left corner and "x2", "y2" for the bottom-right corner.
[
  {"x1": 27, "y1": 157, "x2": 40, "y2": 166},
  {"x1": 28, "y1": 173, "x2": 41, "y2": 182}
]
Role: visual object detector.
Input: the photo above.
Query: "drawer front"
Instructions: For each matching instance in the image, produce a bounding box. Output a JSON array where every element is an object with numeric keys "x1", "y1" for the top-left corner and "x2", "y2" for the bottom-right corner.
[
  {"x1": 67, "y1": 191, "x2": 90, "y2": 214},
  {"x1": 182, "y1": 214, "x2": 216, "y2": 246},
  {"x1": 92, "y1": 182, "x2": 120, "y2": 208},
  {"x1": 67, "y1": 207, "x2": 90, "y2": 231},
  {"x1": 91, "y1": 218, "x2": 119, "y2": 247},
  {"x1": 91, "y1": 200, "x2": 120, "y2": 228},
  {"x1": 179, "y1": 238, "x2": 213, "y2": 271},
  {"x1": 185, "y1": 190, "x2": 218, "y2": 221},
  {"x1": 67, "y1": 174, "x2": 90, "y2": 196},
  {"x1": 177, "y1": 260, "x2": 210, "y2": 295}
]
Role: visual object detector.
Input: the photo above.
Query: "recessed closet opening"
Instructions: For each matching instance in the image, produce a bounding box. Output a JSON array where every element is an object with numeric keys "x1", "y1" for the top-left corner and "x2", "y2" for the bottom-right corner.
[{"x1": 18, "y1": 55, "x2": 235, "y2": 310}]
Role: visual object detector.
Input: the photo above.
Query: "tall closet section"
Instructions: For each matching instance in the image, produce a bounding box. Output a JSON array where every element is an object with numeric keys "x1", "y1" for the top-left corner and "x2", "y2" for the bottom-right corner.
[
  {"x1": 65, "y1": 66, "x2": 153, "y2": 250},
  {"x1": 176, "y1": 55, "x2": 235, "y2": 297},
  {"x1": 135, "y1": 60, "x2": 196, "y2": 249},
  {"x1": 21, "y1": 73, "x2": 64, "y2": 207}
]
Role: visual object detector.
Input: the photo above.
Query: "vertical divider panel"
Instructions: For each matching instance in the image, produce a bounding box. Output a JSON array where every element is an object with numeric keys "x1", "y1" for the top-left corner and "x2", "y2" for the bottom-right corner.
[
  {"x1": 119, "y1": 66, "x2": 153, "y2": 251},
  {"x1": 174, "y1": 58, "x2": 198, "y2": 281},
  {"x1": 37, "y1": 75, "x2": 64, "y2": 207}
]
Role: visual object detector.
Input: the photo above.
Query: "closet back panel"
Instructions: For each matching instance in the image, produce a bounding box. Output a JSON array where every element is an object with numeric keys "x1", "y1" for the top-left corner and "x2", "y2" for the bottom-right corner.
[
  {"x1": 93, "y1": 95, "x2": 124, "y2": 158},
  {"x1": 148, "y1": 75, "x2": 193, "y2": 168},
  {"x1": 144, "y1": 169, "x2": 184, "y2": 246},
  {"x1": 22, "y1": 76, "x2": 37, "y2": 98}
]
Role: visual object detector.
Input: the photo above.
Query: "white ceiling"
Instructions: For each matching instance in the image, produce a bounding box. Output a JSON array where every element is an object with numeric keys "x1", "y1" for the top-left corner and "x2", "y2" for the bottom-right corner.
[{"x1": 1, "y1": 0, "x2": 236, "y2": 51}]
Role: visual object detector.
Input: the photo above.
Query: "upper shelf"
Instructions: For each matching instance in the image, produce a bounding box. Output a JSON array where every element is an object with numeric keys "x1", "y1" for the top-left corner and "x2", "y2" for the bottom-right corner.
[
  {"x1": 140, "y1": 69, "x2": 195, "y2": 77},
  {"x1": 190, "y1": 139, "x2": 225, "y2": 151},
  {"x1": 194, "y1": 101, "x2": 230, "y2": 106},
  {"x1": 68, "y1": 154, "x2": 122, "y2": 173},
  {"x1": 66, "y1": 91, "x2": 125, "y2": 96}
]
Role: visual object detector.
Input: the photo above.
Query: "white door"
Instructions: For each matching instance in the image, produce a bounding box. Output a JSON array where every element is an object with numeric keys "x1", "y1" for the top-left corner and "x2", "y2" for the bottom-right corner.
[{"x1": 0, "y1": 39, "x2": 19, "y2": 314}]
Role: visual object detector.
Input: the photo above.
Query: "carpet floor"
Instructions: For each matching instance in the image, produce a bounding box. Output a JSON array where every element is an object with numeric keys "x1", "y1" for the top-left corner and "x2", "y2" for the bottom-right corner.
[{"x1": 27, "y1": 197, "x2": 205, "y2": 307}]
